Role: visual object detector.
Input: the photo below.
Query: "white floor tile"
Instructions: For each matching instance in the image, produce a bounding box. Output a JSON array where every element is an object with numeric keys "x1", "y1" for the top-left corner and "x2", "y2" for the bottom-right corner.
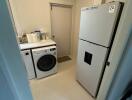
[{"x1": 29, "y1": 60, "x2": 94, "y2": 100}]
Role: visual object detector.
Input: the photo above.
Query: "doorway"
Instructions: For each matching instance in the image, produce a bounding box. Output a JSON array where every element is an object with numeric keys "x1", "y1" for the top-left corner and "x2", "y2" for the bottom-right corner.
[{"x1": 51, "y1": 3, "x2": 72, "y2": 62}]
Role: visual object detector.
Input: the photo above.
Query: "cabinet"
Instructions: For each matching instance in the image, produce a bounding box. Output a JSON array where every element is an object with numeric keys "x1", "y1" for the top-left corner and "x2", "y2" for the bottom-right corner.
[{"x1": 21, "y1": 50, "x2": 35, "y2": 79}]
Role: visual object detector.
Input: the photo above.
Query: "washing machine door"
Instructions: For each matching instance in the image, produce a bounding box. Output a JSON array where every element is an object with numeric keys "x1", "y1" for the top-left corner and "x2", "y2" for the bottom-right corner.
[{"x1": 37, "y1": 54, "x2": 56, "y2": 71}]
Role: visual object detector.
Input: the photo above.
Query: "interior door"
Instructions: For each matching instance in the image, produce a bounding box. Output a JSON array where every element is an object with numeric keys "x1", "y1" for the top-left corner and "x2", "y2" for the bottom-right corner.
[{"x1": 51, "y1": 5, "x2": 72, "y2": 58}]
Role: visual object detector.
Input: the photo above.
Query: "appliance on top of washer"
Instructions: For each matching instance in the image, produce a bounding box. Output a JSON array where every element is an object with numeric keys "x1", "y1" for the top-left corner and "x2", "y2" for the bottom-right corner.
[{"x1": 32, "y1": 46, "x2": 57, "y2": 79}]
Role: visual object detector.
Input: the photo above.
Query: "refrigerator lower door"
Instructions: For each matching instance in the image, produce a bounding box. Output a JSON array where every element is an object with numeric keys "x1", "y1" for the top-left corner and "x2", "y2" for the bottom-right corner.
[{"x1": 77, "y1": 40, "x2": 108, "y2": 97}]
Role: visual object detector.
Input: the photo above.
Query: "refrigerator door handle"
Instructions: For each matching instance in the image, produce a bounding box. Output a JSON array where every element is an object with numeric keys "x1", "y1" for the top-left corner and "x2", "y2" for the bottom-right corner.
[{"x1": 106, "y1": 61, "x2": 110, "y2": 66}]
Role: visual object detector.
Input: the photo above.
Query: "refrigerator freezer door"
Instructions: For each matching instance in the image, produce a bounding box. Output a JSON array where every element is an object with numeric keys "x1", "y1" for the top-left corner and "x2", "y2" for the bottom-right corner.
[
  {"x1": 79, "y1": 2, "x2": 121, "y2": 47},
  {"x1": 77, "y1": 40, "x2": 108, "y2": 97}
]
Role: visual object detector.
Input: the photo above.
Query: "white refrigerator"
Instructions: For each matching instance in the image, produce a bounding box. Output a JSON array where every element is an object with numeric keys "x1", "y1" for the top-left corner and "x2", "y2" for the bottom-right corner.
[{"x1": 77, "y1": 2, "x2": 124, "y2": 97}]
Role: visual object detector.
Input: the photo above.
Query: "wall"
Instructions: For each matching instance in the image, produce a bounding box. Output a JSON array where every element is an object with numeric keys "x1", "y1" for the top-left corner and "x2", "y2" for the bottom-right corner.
[
  {"x1": 94, "y1": 0, "x2": 104, "y2": 5},
  {"x1": 105, "y1": 0, "x2": 126, "y2": 3},
  {"x1": 107, "y1": 29, "x2": 132, "y2": 100},
  {"x1": 9, "y1": 0, "x2": 22, "y2": 36},
  {"x1": 0, "y1": 0, "x2": 33, "y2": 100},
  {"x1": 97, "y1": 0, "x2": 132, "y2": 99},
  {"x1": 9, "y1": 0, "x2": 75, "y2": 36}
]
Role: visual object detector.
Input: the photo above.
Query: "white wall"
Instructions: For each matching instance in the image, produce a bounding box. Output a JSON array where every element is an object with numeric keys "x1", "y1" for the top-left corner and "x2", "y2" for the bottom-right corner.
[{"x1": 9, "y1": 0, "x2": 75, "y2": 36}]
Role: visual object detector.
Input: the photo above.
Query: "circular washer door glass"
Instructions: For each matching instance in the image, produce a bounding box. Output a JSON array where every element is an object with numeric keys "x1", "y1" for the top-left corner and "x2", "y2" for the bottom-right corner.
[{"x1": 37, "y1": 54, "x2": 56, "y2": 71}]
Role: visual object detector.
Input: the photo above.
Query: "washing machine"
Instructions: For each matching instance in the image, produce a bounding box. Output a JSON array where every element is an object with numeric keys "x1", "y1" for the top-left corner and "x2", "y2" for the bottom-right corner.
[{"x1": 32, "y1": 46, "x2": 57, "y2": 79}]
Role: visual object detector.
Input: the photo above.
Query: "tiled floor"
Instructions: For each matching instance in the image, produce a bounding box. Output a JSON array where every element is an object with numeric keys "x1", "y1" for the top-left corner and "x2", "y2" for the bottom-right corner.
[{"x1": 29, "y1": 60, "x2": 94, "y2": 100}]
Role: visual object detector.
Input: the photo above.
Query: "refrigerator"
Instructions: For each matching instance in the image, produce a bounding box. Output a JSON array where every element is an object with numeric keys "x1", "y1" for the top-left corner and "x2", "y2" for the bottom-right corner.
[{"x1": 76, "y1": 2, "x2": 124, "y2": 97}]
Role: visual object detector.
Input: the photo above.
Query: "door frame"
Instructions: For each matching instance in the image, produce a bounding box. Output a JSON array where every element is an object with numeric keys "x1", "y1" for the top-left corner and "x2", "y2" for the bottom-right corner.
[{"x1": 50, "y1": 3, "x2": 74, "y2": 58}]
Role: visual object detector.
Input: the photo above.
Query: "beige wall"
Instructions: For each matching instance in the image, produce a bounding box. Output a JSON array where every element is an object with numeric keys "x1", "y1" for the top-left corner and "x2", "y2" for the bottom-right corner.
[
  {"x1": 9, "y1": 0, "x2": 75, "y2": 36},
  {"x1": 93, "y1": 0, "x2": 104, "y2": 5},
  {"x1": 105, "y1": 0, "x2": 126, "y2": 3}
]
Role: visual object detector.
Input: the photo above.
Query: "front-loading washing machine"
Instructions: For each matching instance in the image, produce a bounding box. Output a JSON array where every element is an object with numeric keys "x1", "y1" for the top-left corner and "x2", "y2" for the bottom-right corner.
[{"x1": 32, "y1": 46, "x2": 57, "y2": 79}]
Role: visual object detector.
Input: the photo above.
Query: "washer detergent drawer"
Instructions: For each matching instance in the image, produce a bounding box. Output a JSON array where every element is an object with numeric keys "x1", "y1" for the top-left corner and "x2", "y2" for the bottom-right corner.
[
  {"x1": 21, "y1": 50, "x2": 35, "y2": 79},
  {"x1": 77, "y1": 40, "x2": 108, "y2": 97}
]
